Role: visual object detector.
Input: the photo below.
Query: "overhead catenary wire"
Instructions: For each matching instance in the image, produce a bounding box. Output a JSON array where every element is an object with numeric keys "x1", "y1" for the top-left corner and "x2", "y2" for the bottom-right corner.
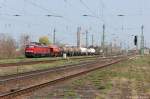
[
  {"x1": 64, "y1": 0, "x2": 96, "y2": 17},
  {"x1": 0, "y1": 0, "x2": 24, "y2": 15},
  {"x1": 79, "y1": 0, "x2": 97, "y2": 16},
  {"x1": 0, "y1": 0, "x2": 76, "y2": 27},
  {"x1": 63, "y1": 0, "x2": 85, "y2": 25},
  {"x1": 24, "y1": 0, "x2": 78, "y2": 44},
  {"x1": 25, "y1": 0, "x2": 77, "y2": 25},
  {"x1": 64, "y1": 0, "x2": 102, "y2": 35},
  {"x1": 25, "y1": 0, "x2": 61, "y2": 16}
]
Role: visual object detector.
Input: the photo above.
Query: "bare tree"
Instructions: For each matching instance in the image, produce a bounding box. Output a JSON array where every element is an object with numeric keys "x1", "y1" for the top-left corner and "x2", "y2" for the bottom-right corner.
[
  {"x1": 0, "y1": 33, "x2": 17, "y2": 59},
  {"x1": 19, "y1": 34, "x2": 30, "y2": 55}
]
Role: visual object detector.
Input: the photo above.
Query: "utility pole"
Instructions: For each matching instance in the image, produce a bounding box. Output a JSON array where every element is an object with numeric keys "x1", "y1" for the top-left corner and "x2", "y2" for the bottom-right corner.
[
  {"x1": 101, "y1": 24, "x2": 105, "y2": 56},
  {"x1": 86, "y1": 30, "x2": 89, "y2": 48},
  {"x1": 77, "y1": 27, "x2": 81, "y2": 48},
  {"x1": 92, "y1": 34, "x2": 94, "y2": 47},
  {"x1": 140, "y1": 25, "x2": 144, "y2": 55},
  {"x1": 53, "y1": 28, "x2": 56, "y2": 45},
  {"x1": 144, "y1": 40, "x2": 146, "y2": 48}
]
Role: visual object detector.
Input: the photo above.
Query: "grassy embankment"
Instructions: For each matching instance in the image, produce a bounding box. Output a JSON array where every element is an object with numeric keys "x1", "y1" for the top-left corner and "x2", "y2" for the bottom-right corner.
[
  {"x1": 45, "y1": 56, "x2": 150, "y2": 99},
  {"x1": 0, "y1": 56, "x2": 97, "y2": 76},
  {"x1": 0, "y1": 56, "x2": 96, "y2": 64},
  {"x1": 0, "y1": 57, "x2": 61, "y2": 64}
]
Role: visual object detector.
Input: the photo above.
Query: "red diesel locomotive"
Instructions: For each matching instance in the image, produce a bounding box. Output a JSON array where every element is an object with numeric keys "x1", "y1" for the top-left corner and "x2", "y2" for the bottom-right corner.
[{"x1": 25, "y1": 42, "x2": 61, "y2": 57}]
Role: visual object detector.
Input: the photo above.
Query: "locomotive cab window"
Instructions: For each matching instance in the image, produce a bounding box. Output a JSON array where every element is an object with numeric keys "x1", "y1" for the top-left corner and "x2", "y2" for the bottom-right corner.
[{"x1": 26, "y1": 45, "x2": 34, "y2": 48}]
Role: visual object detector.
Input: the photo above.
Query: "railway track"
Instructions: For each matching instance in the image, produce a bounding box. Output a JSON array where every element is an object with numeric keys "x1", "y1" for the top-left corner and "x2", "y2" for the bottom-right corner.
[
  {"x1": 0, "y1": 55, "x2": 132, "y2": 99},
  {"x1": 0, "y1": 56, "x2": 98, "y2": 67},
  {"x1": 0, "y1": 60, "x2": 99, "y2": 80},
  {"x1": 0, "y1": 55, "x2": 123, "y2": 79}
]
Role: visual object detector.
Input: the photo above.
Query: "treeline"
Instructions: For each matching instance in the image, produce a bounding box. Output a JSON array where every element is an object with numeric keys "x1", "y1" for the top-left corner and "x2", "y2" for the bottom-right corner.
[
  {"x1": 0, "y1": 33, "x2": 65, "y2": 59},
  {"x1": 0, "y1": 33, "x2": 30, "y2": 59}
]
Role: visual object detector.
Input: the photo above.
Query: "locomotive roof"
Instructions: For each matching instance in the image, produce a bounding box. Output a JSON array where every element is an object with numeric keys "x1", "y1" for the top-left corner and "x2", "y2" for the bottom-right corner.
[{"x1": 27, "y1": 42, "x2": 48, "y2": 47}]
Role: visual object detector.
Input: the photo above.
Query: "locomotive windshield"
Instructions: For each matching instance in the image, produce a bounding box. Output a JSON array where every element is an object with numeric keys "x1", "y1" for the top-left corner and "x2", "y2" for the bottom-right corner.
[{"x1": 26, "y1": 45, "x2": 34, "y2": 48}]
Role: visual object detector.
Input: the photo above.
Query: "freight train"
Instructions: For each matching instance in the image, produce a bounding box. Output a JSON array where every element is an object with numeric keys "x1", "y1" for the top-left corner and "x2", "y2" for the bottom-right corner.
[{"x1": 25, "y1": 42, "x2": 96, "y2": 58}]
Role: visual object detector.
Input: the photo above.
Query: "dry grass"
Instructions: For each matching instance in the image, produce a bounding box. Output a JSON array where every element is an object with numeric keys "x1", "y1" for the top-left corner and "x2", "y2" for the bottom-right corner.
[
  {"x1": 0, "y1": 58, "x2": 96, "y2": 76},
  {"x1": 38, "y1": 55, "x2": 150, "y2": 99}
]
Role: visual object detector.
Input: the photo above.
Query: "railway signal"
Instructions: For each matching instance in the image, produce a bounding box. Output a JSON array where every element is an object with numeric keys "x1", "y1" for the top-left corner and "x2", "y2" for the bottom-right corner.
[{"x1": 134, "y1": 35, "x2": 138, "y2": 46}]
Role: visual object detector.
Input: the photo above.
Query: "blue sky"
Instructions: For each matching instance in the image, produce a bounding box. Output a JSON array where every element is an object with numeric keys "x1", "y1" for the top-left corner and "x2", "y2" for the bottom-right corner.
[{"x1": 0, "y1": 0, "x2": 149, "y2": 48}]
